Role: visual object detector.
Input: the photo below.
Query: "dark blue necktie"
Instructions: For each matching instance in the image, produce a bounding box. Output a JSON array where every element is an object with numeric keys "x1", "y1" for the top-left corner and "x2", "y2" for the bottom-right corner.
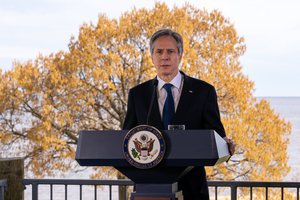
[{"x1": 163, "y1": 83, "x2": 175, "y2": 130}]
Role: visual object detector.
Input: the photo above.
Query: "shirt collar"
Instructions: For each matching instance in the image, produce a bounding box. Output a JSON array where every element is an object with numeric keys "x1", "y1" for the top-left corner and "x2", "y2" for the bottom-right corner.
[{"x1": 157, "y1": 71, "x2": 182, "y2": 90}]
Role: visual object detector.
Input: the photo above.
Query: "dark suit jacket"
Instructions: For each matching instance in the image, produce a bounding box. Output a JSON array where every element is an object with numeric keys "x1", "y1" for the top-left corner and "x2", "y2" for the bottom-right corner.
[{"x1": 123, "y1": 71, "x2": 226, "y2": 199}]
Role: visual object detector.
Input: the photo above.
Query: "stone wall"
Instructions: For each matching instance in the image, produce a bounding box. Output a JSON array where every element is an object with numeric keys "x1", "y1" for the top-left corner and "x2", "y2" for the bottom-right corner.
[{"x1": 0, "y1": 158, "x2": 24, "y2": 200}]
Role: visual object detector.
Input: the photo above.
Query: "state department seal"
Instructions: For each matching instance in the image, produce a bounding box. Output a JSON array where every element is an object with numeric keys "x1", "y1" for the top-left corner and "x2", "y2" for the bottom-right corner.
[{"x1": 123, "y1": 125, "x2": 166, "y2": 169}]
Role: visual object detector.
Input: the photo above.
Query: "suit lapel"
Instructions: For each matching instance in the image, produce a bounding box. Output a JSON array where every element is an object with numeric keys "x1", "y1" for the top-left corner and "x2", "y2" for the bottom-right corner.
[{"x1": 172, "y1": 74, "x2": 194, "y2": 124}]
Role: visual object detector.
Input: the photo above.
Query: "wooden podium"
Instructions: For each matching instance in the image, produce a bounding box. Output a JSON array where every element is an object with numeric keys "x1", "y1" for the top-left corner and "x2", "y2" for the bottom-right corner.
[{"x1": 75, "y1": 129, "x2": 230, "y2": 200}]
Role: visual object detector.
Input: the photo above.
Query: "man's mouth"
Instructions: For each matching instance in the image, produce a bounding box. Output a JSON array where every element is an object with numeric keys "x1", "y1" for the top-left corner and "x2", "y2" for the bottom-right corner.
[{"x1": 160, "y1": 64, "x2": 170, "y2": 67}]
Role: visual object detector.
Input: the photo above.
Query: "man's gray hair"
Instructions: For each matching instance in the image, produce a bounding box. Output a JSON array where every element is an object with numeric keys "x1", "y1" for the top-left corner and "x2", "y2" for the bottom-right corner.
[{"x1": 149, "y1": 29, "x2": 183, "y2": 55}]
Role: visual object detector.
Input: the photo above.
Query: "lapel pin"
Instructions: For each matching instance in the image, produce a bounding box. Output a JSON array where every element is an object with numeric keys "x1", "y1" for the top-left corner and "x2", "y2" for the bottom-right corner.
[{"x1": 189, "y1": 90, "x2": 193, "y2": 93}]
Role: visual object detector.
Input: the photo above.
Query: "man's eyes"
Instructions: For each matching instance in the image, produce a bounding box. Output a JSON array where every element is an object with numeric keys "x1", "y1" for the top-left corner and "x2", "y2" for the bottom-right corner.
[{"x1": 156, "y1": 50, "x2": 176, "y2": 54}]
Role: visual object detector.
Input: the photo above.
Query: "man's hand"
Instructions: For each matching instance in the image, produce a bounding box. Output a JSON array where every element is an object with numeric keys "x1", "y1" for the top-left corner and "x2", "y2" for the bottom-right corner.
[{"x1": 223, "y1": 137, "x2": 235, "y2": 156}]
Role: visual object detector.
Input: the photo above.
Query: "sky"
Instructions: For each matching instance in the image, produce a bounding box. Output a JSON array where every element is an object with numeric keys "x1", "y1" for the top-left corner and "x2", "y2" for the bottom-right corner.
[{"x1": 1, "y1": 0, "x2": 300, "y2": 96}]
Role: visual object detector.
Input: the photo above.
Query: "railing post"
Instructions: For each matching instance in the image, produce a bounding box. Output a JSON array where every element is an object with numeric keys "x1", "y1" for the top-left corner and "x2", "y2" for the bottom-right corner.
[
  {"x1": 109, "y1": 185, "x2": 112, "y2": 200},
  {"x1": 231, "y1": 185, "x2": 237, "y2": 200},
  {"x1": 0, "y1": 158, "x2": 24, "y2": 200},
  {"x1": 0, "y1": 187, "x2": 3, "y2": 200},
  {"x1": 0, "y1": 180, "x2": 7, "y2": 200},
  {"x1": 32, "y1": 183, "x2": 39, "y2": 200},
  {"x1": 32, "y1": 183, "x2": 38, "y2": 200},
  {"x1": 121, "y1": 186, "x2": 127, "y2": 200}
]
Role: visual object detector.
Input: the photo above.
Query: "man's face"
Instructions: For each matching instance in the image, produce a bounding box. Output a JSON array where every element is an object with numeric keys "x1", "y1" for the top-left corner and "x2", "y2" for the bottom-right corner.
[{"x1": 151, "y1": 36, "x2": 182, "y2": 80}]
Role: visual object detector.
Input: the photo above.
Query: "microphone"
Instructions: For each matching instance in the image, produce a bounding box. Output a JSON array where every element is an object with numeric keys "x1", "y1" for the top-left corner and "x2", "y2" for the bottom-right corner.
[{"x1": 146, "y1": 79, "x2": 158, "y2": 125}]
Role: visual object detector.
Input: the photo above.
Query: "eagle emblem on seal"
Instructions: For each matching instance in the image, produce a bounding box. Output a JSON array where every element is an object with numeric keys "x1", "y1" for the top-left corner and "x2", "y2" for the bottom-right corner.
[{"x1": 132, "y1": 134, "x2": 158, "y2": 160}]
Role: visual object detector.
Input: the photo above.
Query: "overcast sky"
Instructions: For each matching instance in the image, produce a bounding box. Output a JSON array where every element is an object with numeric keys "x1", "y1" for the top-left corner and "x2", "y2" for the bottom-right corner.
[{"x1": 1, "y1": 0, "x2": 299, "y2": 96}]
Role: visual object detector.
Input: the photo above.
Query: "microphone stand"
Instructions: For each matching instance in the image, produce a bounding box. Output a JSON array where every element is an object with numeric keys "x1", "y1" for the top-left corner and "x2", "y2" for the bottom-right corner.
[{"x1": 146, "y1": 79, "x2": 158, "y2": 125}]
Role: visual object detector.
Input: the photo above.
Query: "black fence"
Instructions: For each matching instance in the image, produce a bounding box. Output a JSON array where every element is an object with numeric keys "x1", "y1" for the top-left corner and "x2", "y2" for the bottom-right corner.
[
  {"x1": 21, "y1": 179, "x2": 300, "y2": 200},
  {"x1": 23, "y1": 179, "x2": 132, "y2": 200},
  {"x1": 209, "y1": 180, "x2": 300, "y2": 200}
]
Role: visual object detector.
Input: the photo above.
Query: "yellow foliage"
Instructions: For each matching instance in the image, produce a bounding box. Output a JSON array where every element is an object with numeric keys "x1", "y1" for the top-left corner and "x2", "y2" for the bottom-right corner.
[{"x1": 0, "y1": 2, "x2": 290, "y2": 181}]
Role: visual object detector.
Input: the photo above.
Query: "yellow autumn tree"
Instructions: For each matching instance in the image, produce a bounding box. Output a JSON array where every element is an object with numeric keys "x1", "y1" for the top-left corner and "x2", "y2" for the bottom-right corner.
[{"x1": 0, "y1": 2, "x2": 290, "y2": 182}]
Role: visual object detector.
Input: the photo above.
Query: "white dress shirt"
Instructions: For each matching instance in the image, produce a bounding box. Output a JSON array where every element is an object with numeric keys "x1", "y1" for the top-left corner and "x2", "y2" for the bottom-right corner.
[{"x1": 157, "y1": 72, "x2": 183, "y2": 118}]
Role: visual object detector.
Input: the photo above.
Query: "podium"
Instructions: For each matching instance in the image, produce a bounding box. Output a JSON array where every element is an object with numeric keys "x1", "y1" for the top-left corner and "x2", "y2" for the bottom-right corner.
[{"x1": 76, "y1": 129, "x2": 230, "y2": 200}]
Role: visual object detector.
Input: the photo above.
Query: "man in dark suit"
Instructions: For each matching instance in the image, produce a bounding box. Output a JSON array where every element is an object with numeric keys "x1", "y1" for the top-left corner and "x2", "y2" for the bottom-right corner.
[{"x1": 123, "y1": 29, "x2": 235, "y2": 200}]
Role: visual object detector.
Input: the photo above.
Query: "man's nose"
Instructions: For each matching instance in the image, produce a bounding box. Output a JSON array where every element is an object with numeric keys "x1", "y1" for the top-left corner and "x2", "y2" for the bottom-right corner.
[{"x1": 161, "y1": 51, "x2": 170, "y2": 60}]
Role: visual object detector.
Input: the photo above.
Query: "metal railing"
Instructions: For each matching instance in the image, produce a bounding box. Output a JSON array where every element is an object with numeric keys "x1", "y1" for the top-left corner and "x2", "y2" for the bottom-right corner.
[
  {"x1": 23, "y1": 179, "x2": 300, "y2": 200},
  {"x1": 0, "y1": 179, "x2": 7, "y2": 200},
  {"x1": 23, "y1": 179, "x2": 133, "y2": 200},
  {"x1": 209, "y1": 180, "x2": 300, "y2": 200}
]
